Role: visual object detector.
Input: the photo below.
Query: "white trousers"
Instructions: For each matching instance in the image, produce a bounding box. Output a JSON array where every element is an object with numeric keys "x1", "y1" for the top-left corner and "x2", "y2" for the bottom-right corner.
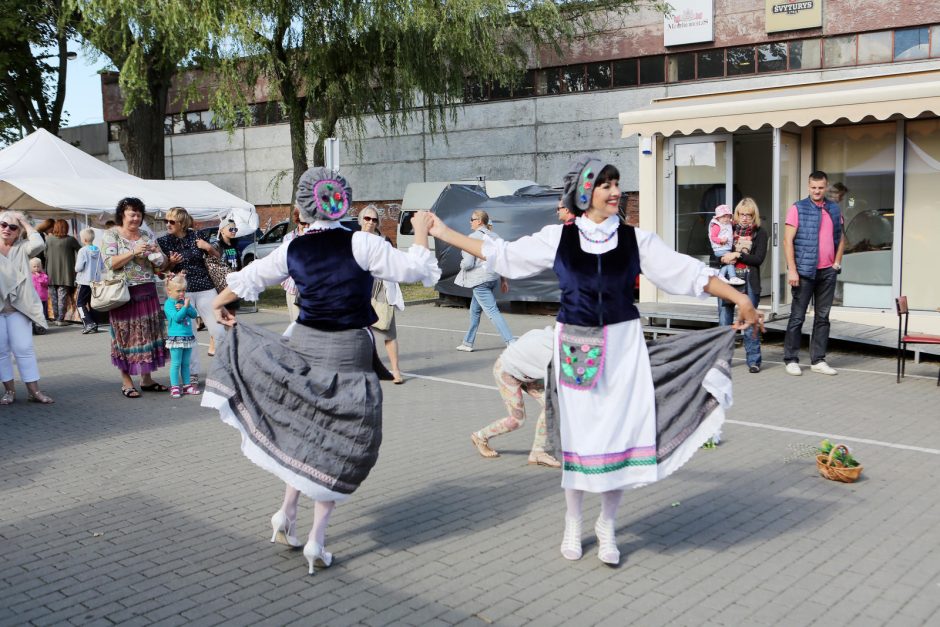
[
  {"x1": 185, "y1": 289, "x2": 224, "y2": 377},
  {"x1": 0, "y1": 311, "x2": 40, "y2": 383}
]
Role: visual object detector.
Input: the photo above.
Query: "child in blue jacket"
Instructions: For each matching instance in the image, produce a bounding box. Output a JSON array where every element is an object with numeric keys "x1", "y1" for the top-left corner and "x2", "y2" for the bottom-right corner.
[{"x1": 163, "y1": 273, "x2": 201, "y2": 398}]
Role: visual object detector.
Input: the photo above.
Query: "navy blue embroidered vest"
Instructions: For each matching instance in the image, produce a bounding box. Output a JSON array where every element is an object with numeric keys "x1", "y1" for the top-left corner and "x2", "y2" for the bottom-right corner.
[
  {"x1": 793, "y1": 196, "x2": 842, "y2": 279},
  {"x1": 287, "y1": 229, "x2": 377, "y2": 331},
  {"x1": 553, "y1": 223, "x2": 641, "y2": 327}
]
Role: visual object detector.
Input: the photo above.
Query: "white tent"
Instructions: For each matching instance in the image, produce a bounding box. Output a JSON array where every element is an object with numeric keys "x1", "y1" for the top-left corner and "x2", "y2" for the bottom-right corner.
[{"x1": 0, "y1": 128, "x2": 254, "y2": 221}]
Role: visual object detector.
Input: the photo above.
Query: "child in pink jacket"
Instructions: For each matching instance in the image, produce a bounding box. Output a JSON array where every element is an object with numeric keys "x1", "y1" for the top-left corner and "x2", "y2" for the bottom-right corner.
[{"x1": 30, "y1": 258, "x2": 50, "y2": 320}]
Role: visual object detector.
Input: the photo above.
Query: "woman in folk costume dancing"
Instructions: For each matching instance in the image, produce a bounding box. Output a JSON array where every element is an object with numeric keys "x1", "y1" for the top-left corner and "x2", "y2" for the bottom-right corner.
[
  {"x1": 202, "y1": 167, "x2": 440, "y2": 575},
  {"x1": 424, "y1": 155, "x2": 762, "y2": 566}
]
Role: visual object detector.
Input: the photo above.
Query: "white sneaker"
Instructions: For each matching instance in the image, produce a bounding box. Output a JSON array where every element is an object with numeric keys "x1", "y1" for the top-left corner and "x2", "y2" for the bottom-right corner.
[
  {"x1": 455, "y1": 344, "x2": 473, "y2": 352},
  {"x1": 785, "y1": 362, "x2": 802, "y2": 376},
  {"x1": 728, "y1": 277, "x2": 746, "y2": 285},
  {"x1": 810, "y1": 361, "x2": 837, "y2": 375}
]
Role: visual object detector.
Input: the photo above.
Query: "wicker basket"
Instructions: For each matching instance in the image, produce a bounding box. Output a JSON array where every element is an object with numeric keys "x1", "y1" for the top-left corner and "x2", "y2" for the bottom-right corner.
[{"x1": 816, "y1": 444, "x2": 863, "y2": 483}]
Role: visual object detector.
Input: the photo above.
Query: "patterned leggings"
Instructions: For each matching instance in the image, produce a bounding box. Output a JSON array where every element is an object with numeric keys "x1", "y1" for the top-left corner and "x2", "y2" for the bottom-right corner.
[{"x1": 474, "y1": 357, "x2": 547, "y2": 452}]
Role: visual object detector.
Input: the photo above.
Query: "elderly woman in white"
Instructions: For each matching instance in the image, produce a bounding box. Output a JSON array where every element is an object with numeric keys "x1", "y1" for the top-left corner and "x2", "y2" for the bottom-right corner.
[{"x1": 0, "y1": 210, "x2": 54, "y2": 404}]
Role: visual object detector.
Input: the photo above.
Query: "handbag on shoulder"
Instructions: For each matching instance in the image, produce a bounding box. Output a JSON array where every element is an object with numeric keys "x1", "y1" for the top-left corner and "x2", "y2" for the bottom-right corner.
[
  {"x1": 371, "y1": 298, "x2": 395, "y2": 331},
  {"x1": 90, "y1": 277, "x2": 130, "y2": 311},
  {"x1": 204, "y1": 252, "x2": 234, "y2": 292}
]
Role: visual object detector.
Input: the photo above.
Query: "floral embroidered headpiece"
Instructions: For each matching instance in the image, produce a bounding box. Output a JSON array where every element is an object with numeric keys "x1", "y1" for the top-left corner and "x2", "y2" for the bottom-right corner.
[
  {"x1": 296, "y1": 167, "x2": 353, "y2": 222},
  {"x1": 562, "y1": 154, "x2": 606, "y2": 213}
]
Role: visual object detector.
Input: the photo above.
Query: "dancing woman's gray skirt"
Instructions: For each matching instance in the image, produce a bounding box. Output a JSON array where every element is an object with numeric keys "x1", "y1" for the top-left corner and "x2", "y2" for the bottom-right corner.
[{"x1": 202, "y1": 322, "x2": 382, "y2": 502}]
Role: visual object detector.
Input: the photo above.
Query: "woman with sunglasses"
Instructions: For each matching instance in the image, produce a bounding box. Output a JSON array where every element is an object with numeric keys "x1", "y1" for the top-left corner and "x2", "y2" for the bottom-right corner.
[
  {"x1": 454, "y1": 210, "x2": 514, "y2": 351},
  {"x1": 713, "y1": 198, "x2": 767, "y2": 374},
  {"x1": 0, "y1": 210, "x2": 54, "y2": 404},
  {"x1": 424, "y1": 155, "x2": 761, "y2": 566},
  {"x1": 359, "y1": 206, "x2": 404, "y2": 383},
  {"x1": 157, "y1": 207, "x2": 222, "y2": 381},
  {"x1": 102, "y1": 198, "x2": 169, "y2": 398}
]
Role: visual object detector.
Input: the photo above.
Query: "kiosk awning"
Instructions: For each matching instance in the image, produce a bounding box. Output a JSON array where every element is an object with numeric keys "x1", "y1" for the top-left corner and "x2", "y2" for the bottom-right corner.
[{"x1": 619, "y1": 69, "x2": 940, "y2": 138}]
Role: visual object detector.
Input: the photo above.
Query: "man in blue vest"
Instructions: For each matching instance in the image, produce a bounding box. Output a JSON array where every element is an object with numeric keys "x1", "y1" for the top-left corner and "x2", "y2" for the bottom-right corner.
[{"x1": 782, "y1": 171, "x2": 845, "y2": 376}]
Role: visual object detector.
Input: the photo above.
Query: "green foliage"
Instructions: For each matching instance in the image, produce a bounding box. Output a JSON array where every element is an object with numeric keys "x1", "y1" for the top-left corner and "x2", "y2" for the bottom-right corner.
[
  {"x1": 210, "y1": 0, "x2": 654, "y2": 194},
  {"x1": 0, "y1": 0, "x2": 78, "y2": 140},
  {"x1": 67, "y1": 0, "x2": 223, "y2": 112}
]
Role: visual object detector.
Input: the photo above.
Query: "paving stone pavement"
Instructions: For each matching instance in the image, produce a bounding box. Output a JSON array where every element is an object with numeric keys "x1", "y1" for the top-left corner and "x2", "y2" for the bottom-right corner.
[{"x1": 1, "y1": 304, "x2": 939, "y2": 627}]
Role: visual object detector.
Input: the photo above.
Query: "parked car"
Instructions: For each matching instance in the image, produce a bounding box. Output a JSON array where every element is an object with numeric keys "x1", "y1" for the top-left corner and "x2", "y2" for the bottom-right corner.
[{"x1": 240, "y1": 218, "x2": 360, "y2": 266}]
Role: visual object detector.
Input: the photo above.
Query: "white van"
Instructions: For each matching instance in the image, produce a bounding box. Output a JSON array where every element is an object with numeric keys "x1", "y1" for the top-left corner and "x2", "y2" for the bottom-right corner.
[{"x1": 397, "y1": 179, "x2": 538, "y2": 251}]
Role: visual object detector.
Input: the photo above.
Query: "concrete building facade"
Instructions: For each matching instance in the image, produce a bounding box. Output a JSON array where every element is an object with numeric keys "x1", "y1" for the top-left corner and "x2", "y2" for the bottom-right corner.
[{"x1": 83, "y1": 0, "x2": 940, "y2": 331}]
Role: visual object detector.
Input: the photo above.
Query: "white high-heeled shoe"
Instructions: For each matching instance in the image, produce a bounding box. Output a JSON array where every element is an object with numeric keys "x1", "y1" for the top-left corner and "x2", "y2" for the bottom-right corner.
[
  {"x1": 560, "y1": 516, "x2": 582, "y2": 560},
  {"x1": 594, "y1": 517, "x2": 620, "y2": 565},
  {"x1": 303, "y1": 541, "x2": 333, "y2": 575},
  {"x1": 270, "y1": 510, "x2": 302, "y2": 548}
]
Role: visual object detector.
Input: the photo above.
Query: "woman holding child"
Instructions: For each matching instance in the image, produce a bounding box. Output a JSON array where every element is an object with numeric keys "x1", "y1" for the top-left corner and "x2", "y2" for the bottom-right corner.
[{"x1": 713, "y1": 198, "x2": 767, "y2": 374}]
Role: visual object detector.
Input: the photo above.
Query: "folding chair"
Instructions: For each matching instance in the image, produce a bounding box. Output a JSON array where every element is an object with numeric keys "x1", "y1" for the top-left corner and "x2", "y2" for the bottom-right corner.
[{"x1": 895, "y1": 296, "x2": 940, "y2": 385}]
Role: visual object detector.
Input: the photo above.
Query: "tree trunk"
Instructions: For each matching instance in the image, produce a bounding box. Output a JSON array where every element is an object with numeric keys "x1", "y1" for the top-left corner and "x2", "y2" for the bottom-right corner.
[
  {"x1": 117, "y1": 72, "x2": 169, "y2": 179},
  {"x1": 282, "y1": 92, "x2": 308, "y2": 202}
]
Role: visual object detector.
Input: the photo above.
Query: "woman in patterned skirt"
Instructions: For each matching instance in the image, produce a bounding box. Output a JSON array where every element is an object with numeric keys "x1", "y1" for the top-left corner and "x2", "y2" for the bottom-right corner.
[{"x1": 101, "y1": 197, "x2": 169, "y2": 398}]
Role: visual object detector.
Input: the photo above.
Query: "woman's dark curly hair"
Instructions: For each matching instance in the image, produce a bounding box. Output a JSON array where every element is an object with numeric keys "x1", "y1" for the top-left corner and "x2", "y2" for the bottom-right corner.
[{"x1": 115, "y1": 197, "x2": 146, "y2": 226}]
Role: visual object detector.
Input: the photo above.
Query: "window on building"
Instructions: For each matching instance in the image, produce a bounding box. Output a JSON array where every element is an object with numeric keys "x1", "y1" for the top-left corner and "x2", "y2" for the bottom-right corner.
[
  {"x1": 612, "y1": 59, "x2": 638, "y2": 87},
  {"x1": 857, "y1": 31, "x2": 892, "y2": 65},
  {"x1": 252, "y1": 102, "x2": 286, "y2": 125},
  {"x1": 202, "y1": 110, "x2": 220, "y2": 131},
  {"x1": 638, "y1": 55, "x2": 665, "y2": 84},
  {"x1": 537, "y1": 67, "x2": 563, "y2": 95},
  {"x1": 108, "y1": 122, "x2": 122, "y2": 142},
  {"x1": 184, "y1": 111, "x2": 206, "y2": 133},
  {"x1": 696, "y1": 50, "x2": 724, "y2": 78},
  {"x1": 816, "y1": 122, "x2": 896, "y2": 308},
  {"x1": 824, "y1": 35, "x2": 857, "y2": 67},
  {"x1": 464, "y1": 80, "x2": 486, "y2": 103},
  {"x1": 894, "y1": 27, "x2": 929, "y2": 61},
  {"x1": 490, "y1": 79, "x2": 511, "y2": 101},
  {"x1": 171, "y1": 115, "x2": 186, "y2": 134},
  {"x1": 790, "y1": 39, "x2": 821, "y2": 69},
  {"x1": 903, "y1": 119, "x2": 940, "y2": 309},
  {"x1": 514, "y1": 70, "x2": 536, "y2": 98},
  {"x1": 932, "y1": 26, "x2": 940, "y2": 57},
  {"x1": 757, "y1": 43, "x2": 787, "y2": 72},
  {"x1": 563, "y1": 66, "x2": 586, "y2": 92},
  {"x1": 667, "y1": 52, "x2": 695, "y2": 82},
  {"x1": 586, "y1": 61, "x2": 611, "y2": 90},
  {"x1": 727, "y1": 46, "x2": 756, "y2": 75}
]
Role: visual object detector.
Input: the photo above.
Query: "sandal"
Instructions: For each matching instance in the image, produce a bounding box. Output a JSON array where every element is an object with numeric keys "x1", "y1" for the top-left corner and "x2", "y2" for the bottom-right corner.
[
  {"x1": 140, "y1": 382, "x2": 169, "y2": 392},
  {"x1": 528, "y1": 451, "x2": 561, "y2": 468},
  {"x1": 470, "y1": 433, "x2": 499, "y2": 458},
  {"x1": 27, "y1": 392, "x2": 54, "y2": 404},
  {"x1": 121, "y1": 387, "x2": 141, "y2": 398},
  {"x1": 0, "y1": 390, "x2": 14, "y2": 405}
]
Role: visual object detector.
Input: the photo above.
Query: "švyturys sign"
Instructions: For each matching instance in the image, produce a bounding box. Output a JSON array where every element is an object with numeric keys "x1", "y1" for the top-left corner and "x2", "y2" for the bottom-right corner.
[{"x1": 766, "y1": 0, "x2": 823, "y2": 33}]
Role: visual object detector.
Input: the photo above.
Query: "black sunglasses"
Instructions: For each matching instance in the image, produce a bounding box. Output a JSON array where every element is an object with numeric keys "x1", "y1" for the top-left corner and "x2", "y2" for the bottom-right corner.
[
  {"x1": 165, "y1": 219, "x2": 177, "y2": 225},
  {"x1": 0, "y1": 221, "x2": 19, "y2": 231},
  {"x1": 361, "y1": 216, "x2": 378, "y2": 223}
]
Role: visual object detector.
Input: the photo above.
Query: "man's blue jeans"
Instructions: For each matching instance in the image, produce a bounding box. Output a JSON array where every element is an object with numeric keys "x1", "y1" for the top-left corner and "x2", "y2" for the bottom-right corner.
[
  {"x1": 784, "y1": 266, "x2": 837, "y2": 365},
  {"x1": 718, "y1": 276, "x2": 762, "y2": 368},
  {"x1": 462, "y1": 280, "x2": 514, "y2": 346}
]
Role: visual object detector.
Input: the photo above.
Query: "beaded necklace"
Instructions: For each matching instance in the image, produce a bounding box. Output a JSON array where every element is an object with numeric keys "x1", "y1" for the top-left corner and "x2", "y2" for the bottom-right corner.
[{"x1": 577, "y1": 225, "x2": 617, "y2": 244}]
